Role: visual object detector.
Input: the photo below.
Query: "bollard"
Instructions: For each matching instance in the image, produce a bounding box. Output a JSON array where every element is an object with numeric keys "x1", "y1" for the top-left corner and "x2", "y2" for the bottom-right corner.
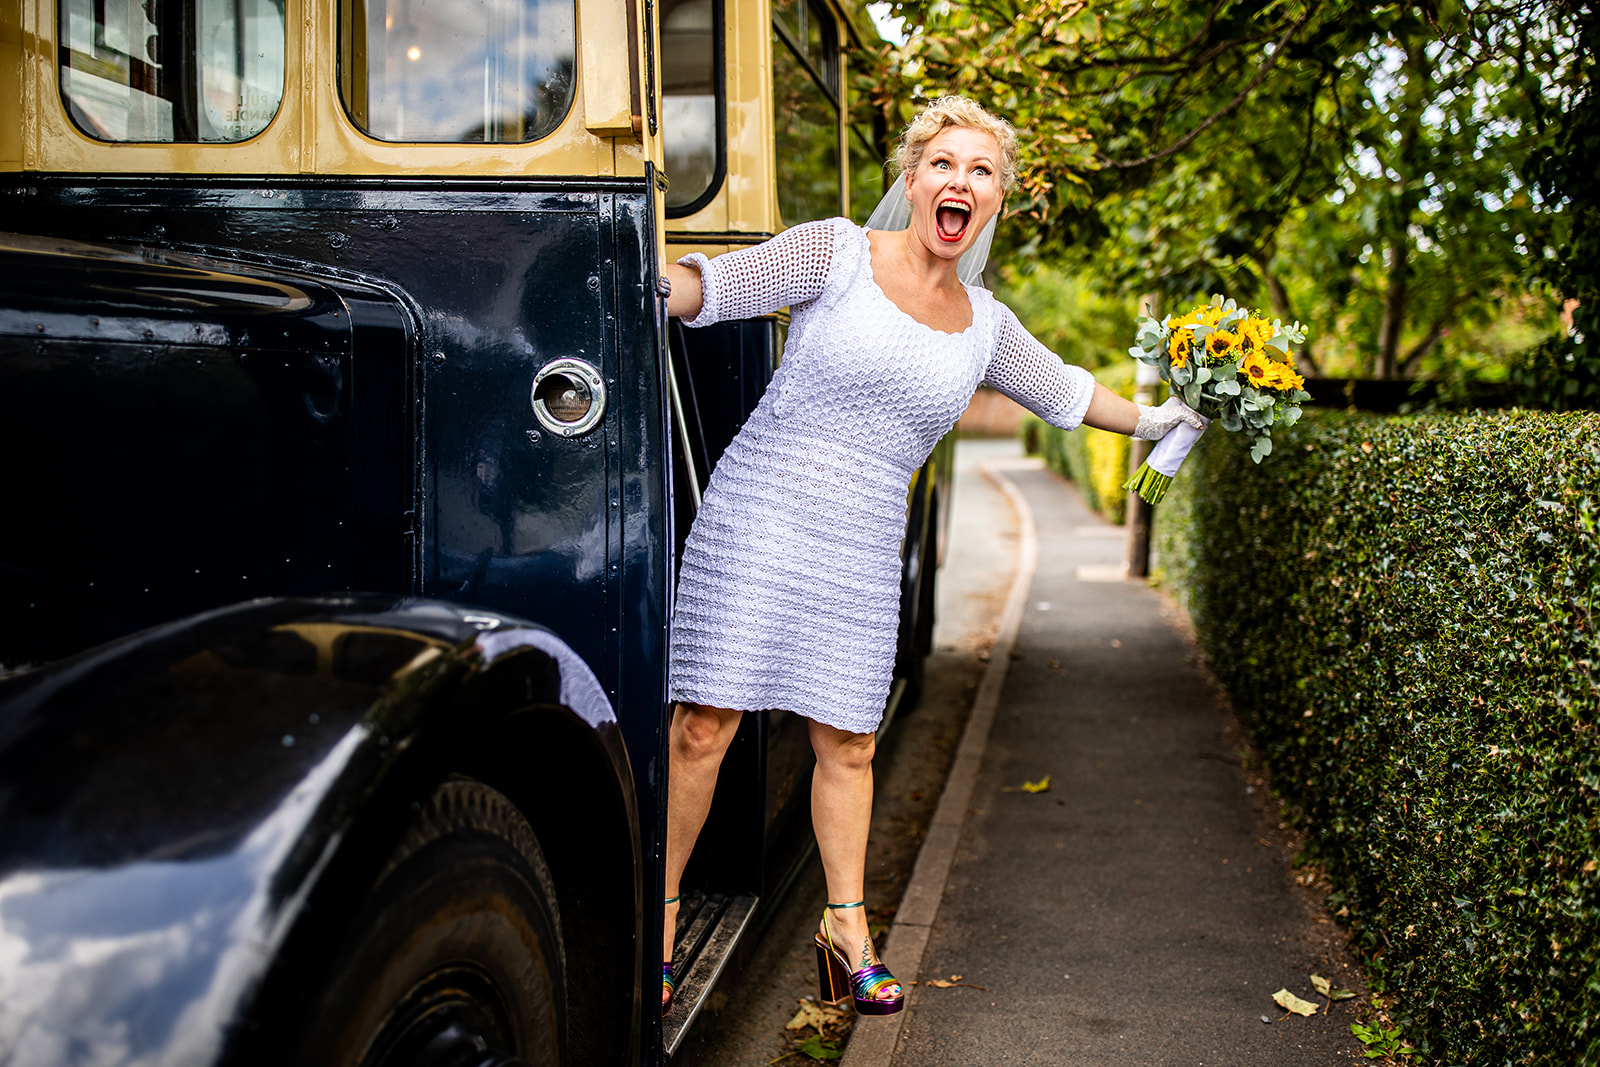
[{"x1": 1125, "y1": 358, "x2": 1162, "y2": 577}]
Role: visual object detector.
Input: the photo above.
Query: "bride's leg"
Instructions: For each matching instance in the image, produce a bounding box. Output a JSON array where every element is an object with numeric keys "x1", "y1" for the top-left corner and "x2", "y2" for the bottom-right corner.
[
  {"x1": 808, "y1": 718, "x2": 900, "y2": 1005},
  {"x1": 663, "y1": 701, "x2": 744, "y2": 1005}
]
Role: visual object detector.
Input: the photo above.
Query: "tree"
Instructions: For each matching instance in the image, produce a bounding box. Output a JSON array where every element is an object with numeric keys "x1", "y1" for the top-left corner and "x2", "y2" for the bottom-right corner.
[
  {"x1": 874, "y1": 0, "x2": 1582, "y2": 385},
  {"x1": 1515, "y1": 0, "x2": 1600, "y2": 408}
]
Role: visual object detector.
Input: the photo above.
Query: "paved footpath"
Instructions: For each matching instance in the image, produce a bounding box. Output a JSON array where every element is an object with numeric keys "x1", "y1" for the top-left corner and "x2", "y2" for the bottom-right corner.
[{"x1": 851, "y1": 455, "x2": 1364, "y2": 1065}]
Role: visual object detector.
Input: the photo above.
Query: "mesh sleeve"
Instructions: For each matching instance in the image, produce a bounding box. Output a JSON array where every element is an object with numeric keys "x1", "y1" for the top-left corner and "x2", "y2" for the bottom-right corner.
[
  {"x1": 983, "y1": 302, "x2": 1097, "y2": 431},
  {"x1": 677, "y1": 219, "x2": 840, "y2": 328}
]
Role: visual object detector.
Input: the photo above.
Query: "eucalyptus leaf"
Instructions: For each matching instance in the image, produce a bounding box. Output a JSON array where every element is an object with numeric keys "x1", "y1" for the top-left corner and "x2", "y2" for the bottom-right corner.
[
  {"x1": 1215, "y1": 379, "x2": 1241, "y2": 396},
  {"x1": 1183, "y1": 382, "x2": 1202, "y2": 408},
  {"x1": 1195, "y1": 365, "x2": 1213, "y2": 384}
]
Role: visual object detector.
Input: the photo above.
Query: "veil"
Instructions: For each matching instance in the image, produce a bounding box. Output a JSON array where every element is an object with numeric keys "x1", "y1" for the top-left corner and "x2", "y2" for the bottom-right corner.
[{"x1": 863, "y1": 178, "x2": 998, "y2": 288}]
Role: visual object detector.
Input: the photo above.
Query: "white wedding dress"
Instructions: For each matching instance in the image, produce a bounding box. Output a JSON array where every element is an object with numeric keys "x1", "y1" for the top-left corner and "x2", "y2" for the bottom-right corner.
[{"x1": 670, "y1": 217, "x2": 1095, "y2": 733}]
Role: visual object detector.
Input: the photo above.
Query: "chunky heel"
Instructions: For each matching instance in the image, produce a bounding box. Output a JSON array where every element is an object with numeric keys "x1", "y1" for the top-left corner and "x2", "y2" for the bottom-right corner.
[
  {"x1": 814, "y1": 900, "x2": 904, "y2": 1016},
  {"x1": 662, "y1": 894, "x2": 680, "y2": 1015},
  {"x1": 814, "y1": 938, "x2": 852, "y2": 1004}
]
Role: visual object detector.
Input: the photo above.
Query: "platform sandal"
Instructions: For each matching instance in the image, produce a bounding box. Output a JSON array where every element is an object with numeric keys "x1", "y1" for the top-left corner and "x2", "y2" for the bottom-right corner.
[
  {"x1": 814, "y1": 900, "x2": 904, "y2": 1016},
  {"x1": 662, "y1": 895, "x2": 680, "y2": 1014}
]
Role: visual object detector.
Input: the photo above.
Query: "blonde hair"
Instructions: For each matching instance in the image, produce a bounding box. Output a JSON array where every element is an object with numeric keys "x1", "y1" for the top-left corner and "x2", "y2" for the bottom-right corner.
[{"x1": 892, "y1": 96, "x2": 1019, "y2": 192}]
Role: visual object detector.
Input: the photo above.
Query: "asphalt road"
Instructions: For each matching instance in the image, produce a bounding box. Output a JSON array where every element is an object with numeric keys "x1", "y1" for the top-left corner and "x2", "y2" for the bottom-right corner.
[{"x1": 877, "y1": 459, "x2": 1367, "y2": 1066}]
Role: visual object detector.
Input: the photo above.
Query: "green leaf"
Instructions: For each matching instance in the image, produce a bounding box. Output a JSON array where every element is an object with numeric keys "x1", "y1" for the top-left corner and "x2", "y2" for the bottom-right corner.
[{"x1": 796, "y1": 1034, "x2": 842, "y2": 1061}]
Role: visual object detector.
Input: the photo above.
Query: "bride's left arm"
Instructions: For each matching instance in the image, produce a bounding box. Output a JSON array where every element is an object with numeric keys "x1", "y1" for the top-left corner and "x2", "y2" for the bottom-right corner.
[
  {"x1": 986, "y1": 305, "x2": 1205, "y2": 440},
  {"x1": 1081, "y1": 384, "x2": 1139, "y2": 435}
]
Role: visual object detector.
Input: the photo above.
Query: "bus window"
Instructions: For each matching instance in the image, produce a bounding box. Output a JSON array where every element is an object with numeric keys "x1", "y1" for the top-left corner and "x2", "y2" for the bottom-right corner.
[
  {"x1": 338, "y1": 0, "x2": 575, "y2": 142},
  {"x1": 662, "y1": 0, "x2": 722, "y2": 215},
  {"x1": 771, "y1": 0, "x2": 839, "y2": 226},
  {"x1": 58, "y1": 0, "x2": 286, "y2": 142},
  {"x1": 848, "y1": 99, "x2": 886, "y2": 226}
]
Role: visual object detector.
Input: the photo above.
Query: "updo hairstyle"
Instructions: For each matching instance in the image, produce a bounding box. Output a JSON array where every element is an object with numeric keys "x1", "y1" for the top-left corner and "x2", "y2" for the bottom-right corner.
[{"x1": 891, "y1": 96, "x2": 1019, "y2": 192}]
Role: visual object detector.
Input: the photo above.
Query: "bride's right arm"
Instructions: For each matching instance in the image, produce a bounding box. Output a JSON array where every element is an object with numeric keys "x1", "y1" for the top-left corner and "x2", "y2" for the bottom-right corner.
[
  {"x1": 663, "y1": 219, "x2": 840, "y2": 326},
  {"x1": 664, "y1": 261, "x2": 705, "y2": 320}
]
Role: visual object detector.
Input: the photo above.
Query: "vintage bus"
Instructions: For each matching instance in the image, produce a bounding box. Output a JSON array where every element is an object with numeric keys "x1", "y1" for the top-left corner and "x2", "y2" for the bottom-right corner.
[{"x1": 0, "y1": 0, "x2": 948, "y2": 1064}]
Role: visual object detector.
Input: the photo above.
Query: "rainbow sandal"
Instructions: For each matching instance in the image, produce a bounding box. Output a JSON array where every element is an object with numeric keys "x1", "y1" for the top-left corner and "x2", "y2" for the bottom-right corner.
[
  {"x1": 662, "y1": 895, "x2": 680, "y2": 1014},
  {"x1": 813, "y1": 900, "x2": 904, "y2": 1016}
]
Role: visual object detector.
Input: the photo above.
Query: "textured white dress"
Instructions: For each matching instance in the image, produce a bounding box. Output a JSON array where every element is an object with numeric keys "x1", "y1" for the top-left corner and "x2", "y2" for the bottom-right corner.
[{"x1": 670, "y1": 217, "x2": 1095, "y2": 734}]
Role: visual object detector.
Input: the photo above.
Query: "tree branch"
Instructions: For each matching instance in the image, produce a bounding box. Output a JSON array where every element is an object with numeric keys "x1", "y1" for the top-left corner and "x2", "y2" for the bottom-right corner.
[
  {"x1": 1398, "y1": 292, "x2": 1474, "y2": 375},
  {"x1": 1097, "y1": 4, "x2": 1320, "y2": 170}
]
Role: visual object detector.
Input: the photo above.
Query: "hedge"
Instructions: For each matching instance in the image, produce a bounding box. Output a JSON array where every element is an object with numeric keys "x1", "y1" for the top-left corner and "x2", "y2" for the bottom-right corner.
[
  {"x1": 1023, "y1": 361, "x2": 1138, "y2": 524},
  {"x1": 1152, "y1": 410, "x2": 1600, "y2": 1065}
]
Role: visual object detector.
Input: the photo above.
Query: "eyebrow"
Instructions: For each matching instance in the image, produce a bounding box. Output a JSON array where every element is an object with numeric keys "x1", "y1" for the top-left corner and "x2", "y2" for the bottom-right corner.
[{"x1": 930, "y1": 150, "x2": 997, "y2": 166}]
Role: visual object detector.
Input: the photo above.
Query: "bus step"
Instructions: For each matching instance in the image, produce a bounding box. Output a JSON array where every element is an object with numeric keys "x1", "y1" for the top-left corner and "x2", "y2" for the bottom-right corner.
[{"x1": 663, "y1": 890, "x2": 759, "y2": 1056}]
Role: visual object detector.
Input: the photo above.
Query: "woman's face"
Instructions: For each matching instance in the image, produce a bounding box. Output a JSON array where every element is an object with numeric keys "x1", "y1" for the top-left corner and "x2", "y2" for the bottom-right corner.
[{"x1": 904, "y1": 126, "x2": 1004, "y2": 266}]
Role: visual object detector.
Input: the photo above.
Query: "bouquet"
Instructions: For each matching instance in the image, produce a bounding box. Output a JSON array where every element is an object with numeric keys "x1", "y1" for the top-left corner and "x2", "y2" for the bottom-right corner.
[{"x1": 1123, "y1": 296, "x2": 1311, "y2": 504}]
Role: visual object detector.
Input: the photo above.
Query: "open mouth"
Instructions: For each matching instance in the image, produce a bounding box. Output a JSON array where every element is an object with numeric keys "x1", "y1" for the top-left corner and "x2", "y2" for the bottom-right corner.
[{"x1": 936, "y1": 199, "x2": 971, "y2": 243}]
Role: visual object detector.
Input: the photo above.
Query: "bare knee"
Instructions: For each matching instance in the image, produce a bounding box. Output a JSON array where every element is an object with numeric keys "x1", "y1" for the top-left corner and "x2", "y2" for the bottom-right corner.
[
  {"x1": 674, "y1": 702, "x2": 741, "y2": 761},
  {"x1": 811, "y1": 722, "x2": 876, "y2": 773}
]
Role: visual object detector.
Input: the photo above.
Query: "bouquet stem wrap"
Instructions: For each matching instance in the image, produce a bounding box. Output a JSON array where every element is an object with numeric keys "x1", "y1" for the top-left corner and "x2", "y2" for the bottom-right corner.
[{"x1": 1123, "y1": 421, "x2": 1205, "y2": 504}]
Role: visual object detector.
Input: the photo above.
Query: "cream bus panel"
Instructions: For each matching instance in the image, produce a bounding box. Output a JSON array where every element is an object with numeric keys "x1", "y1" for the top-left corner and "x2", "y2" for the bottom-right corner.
[{"x1": 8, "y1": 0, "x2": 650, "y2": 176}]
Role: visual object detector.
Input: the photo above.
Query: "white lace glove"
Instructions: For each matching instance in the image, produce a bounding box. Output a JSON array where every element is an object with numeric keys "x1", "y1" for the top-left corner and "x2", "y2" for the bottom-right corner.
[{"x1": 1132, "y1": 396, "x2": 1210, "y2": 441}]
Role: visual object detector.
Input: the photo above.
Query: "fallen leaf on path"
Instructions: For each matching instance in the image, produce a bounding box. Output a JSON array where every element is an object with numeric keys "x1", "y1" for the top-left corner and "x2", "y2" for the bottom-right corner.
[
  {"x1": 786, "y1": 1000, "x2": 845, "y2": 1031},
  {"x1": 794, "y1": 1033, "x2": 842, "y2": 1061},
  {"x1": 1310, "y1": 974, "x2": 1357, "y2": 1001},
  {"x1": 1272, "y1": 989, "x2": 1318, "y2": 1016},
  {"x1": 923, "y1": 975, "x2": 989, "y2": 991}
]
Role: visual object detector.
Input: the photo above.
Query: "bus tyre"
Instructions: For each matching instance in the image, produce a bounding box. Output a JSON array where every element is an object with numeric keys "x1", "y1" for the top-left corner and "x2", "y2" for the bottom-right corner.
[{"x1": 296, "y1": 778, "x2": 567, "y2": 1067}]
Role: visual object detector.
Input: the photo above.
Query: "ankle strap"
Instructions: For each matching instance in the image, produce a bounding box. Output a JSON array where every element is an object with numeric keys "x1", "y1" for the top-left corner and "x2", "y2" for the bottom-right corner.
[
  {"x1": 825, "y1": 900, "x2": 865, "y2": 910},
  {"x1": 664, "y1": 895, "x2": 680, "y2": 905}
]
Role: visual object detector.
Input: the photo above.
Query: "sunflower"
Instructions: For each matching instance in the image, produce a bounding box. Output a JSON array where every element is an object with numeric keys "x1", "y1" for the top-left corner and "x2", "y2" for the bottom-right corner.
[
  {"x1": 1205, "y1": 329, "x2": 1240, "y2": 362},
  {"x1": 1168, "y1": 329, "x2": 1195, "y2": 369},
  {"x1": 1267, "y1": 363, "x2": 1306, "y2": 392},
  {"x1": 1241, "y1": 351, "x2": 1275, "y2": 389},
  {"x1": 1238, "y1": 317, "x2": 1274, "y2": 357}
]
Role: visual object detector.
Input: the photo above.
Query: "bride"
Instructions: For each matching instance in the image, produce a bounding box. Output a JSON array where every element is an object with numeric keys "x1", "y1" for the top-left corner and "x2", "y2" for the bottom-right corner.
[{"x1": 657, "y1": 95, "x2": 1206, "y2": 1015}]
